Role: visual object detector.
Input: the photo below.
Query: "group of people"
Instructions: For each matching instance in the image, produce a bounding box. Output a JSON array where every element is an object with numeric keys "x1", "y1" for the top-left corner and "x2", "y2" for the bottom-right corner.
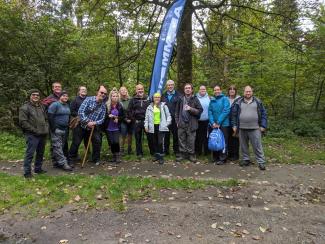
[{"x1": 18, "y1": 80, "x2": 268, "y2": 178}]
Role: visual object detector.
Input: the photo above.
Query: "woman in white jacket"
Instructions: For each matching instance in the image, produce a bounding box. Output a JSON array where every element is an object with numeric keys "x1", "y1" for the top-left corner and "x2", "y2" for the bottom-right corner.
[{"x1": 145, "y1": 93, "x2": 172, "y2": 164}]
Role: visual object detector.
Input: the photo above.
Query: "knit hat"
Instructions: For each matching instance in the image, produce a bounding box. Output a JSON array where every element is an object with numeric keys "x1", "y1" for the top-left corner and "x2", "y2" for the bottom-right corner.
[
  {"x1": 27, "y1": 89, "x2": 40, "y2": 97},
  {"x1": 59, "y1": 90, "x2": 68, "y2": 97}
]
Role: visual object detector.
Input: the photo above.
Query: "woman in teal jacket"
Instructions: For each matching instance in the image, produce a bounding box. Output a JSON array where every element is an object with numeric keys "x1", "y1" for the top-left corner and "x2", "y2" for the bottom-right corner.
[{"x1": 208, "y1": 85, "x2": 230, "y2": 165}]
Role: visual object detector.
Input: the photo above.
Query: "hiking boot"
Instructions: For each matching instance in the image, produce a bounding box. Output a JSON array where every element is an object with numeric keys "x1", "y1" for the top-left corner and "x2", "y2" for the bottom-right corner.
[
  {"x1": 109, "y1": 154, "x2": 117, "y2": 163},
  {"x1": 215, "y1": 160, "x2": 225, "y2": 165},
  {"x1": 62, "y1": 163, "x2": 73, "y2": 171},
  {"x1": 239, "y1": 160, "x2": 252, "y2": 167},
  {"x1": 258, "y1": 163, "x2": 266, "y2": 170},
  {"x1": 158, "y1": 158, "x2": 164, "y2": 165},
  {"x1": 24, "y1": 173, "x2": 33, "y2": 179},
  {"x1": 188, "y1": 154, "x2": 197, "y2": 163},
  {"x1": 34, "y1": 169, "x2": 47, "y2": 174},
  {"x1": 116, "y1": 154, "x2": 122, "y2": 164}
]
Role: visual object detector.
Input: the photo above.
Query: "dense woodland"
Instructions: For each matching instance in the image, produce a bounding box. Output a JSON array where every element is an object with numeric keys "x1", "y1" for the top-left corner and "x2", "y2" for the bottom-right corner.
[{"x1": 0, "y1": 0, "x2": 324, "y2": 136}]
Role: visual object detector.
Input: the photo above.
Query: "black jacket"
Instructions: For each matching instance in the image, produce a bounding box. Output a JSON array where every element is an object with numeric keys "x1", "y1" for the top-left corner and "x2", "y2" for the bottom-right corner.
[
  {"x1": 102, "y1": 102, "x2": 125, "y2": 130},
  {"x1": 19, "y1": 101, "x2": 49, "y2": 135},
  {"x1": 175, "y1": 95, "x2": 203, "y2": 131},
  {"x1": 70, "y1": 96, "x2": 87, "y2": 117},
  {"x1": 162, "y1": 90, "x2": 181, "y2": 118},
  {"x1": 127, "y1": 95, "x2": 150, "y2": 121}
]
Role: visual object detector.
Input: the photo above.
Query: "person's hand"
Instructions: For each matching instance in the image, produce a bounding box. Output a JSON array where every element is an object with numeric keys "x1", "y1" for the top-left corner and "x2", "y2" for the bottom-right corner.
[
  {"x1": 145, "y1": 128, "x2": 148, "y2": 133},
  {"x1": 108, "y1": 114, "x2": 114, "y2": 118},
  {"x1": 232, "y1": 127, "x2": 237, "y2": 136},
  {"x1": 126, "y1": 119, "x2": 131, "y2": 123},
  {"x1": 184, "y1": 104, "x2": 191, "y2": 111},
  {"x1": 260, "y1": 127, "x2": 266, "y2": 132},
  {"x1": 212, "y1": 123, "x2": 219, "y2": 129},
  {"x1": 87, "y1": 121, "x2": 96, "y2": 128},
  {"x1": 114, "y1": 118, "x2": 118, "y2": 123}
]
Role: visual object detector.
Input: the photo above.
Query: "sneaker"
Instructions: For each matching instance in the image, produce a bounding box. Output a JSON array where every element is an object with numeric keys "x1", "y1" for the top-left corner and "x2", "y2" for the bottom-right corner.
[
  {"x1": 239, "y1": 160, "x2": 252, "y2": 167},
  {"x1": 34, "y1": 169, "x2": 47, "y2": 174},
  {"x1": 62, "y1": 163, "x2": 73, "y2": 171},
  {"x1": 258, "y1": 163, "x2": 266, "y2": 170},
  {"x1": 24, "y1": 173, "x2": 33, "y2": 179}
]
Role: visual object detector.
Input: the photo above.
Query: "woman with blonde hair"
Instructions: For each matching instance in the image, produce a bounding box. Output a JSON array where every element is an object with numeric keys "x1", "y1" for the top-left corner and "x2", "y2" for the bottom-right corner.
[
  {"x1": 145, "y1": 92, "x2": 172, "y2": 164},
  {"x1": 104, "y1": 88, "x2": 125, "y2": 164},
  {"x1": 119, "y1": 86, "x2": 133, "y2": 155}
]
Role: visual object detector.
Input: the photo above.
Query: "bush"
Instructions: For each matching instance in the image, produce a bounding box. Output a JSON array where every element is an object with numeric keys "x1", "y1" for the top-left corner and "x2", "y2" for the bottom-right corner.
[{"x1": 292, "y1": 119, "x2": 324, "y2": 137}]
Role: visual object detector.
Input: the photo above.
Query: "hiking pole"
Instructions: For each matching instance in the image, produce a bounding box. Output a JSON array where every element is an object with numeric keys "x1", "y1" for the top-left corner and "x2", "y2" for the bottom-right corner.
[{"x1": 82, "y1": 126, "x2": 94, "y2": 168}]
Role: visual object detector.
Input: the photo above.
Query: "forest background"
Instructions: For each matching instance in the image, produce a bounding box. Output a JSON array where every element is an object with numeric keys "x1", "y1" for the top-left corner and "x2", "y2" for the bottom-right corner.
[{"x1": 0, "y1": 0, "x2": 324, "y2": 138}]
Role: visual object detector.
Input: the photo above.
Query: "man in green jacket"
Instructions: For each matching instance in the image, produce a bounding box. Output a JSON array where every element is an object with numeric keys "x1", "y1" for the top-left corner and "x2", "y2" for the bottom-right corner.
[{"x1": 19, "y1": 89, "x2": 49, "y2": 178}]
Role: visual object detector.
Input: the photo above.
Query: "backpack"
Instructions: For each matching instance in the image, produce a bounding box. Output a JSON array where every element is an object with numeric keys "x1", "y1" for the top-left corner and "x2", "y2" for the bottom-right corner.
[{"x1": 208, "y1": 128, "x2": 225, "y2": 152}]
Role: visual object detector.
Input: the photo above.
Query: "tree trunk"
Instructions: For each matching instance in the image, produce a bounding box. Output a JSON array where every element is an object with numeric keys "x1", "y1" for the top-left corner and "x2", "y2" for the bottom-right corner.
[
  {"x1": 176, "y1": 0, "x2": 192, "y2": 92},
  {"x1": 291, "y1": 52, "x2": 298, "y2": 119},
  {"x1": 115, "y1": 25, "x2": 123, "y2": 87}
]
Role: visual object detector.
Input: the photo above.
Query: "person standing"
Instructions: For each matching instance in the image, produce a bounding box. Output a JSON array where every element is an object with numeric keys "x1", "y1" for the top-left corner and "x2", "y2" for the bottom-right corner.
[
  {"x1": 48, "y1": 91, "x2": 72, "y2": 171},
  {"x1": 104, "y1": 88, "x2": 124, "y2": 164},
  {"x1": 78, "y1": 85, "x2": 107, "y2": 165},
  {"x1": 162, "y1": 80, "x2": 181, "y2": 156},
  {"x1": 68, "y1": 86, "x2": 88, "y2": 166},
  {"x1": 195, "y1": 85, "x2": 210, "y2": 156},
  {"x1": 175, "y1": 83, "x2": 203, "y2": 162},
  {"x1": 208, "y1": 85, "x2": 231, "y2": 165},
  {"x1": 127, "y1": 84, "x2": 151, "y2": 161},
  {"x1": 119, "y1": 86, "x2": 133, "y2": 155},
  {"x1": 145, "y1": 93, "x2": 172, "y2": 164},
  {"x1": 19, "y1": 89, "x2": 49, "y2": 178},
  {"x1": 227, "y1": 85, "x2": 240, "y2": 161},
  {"x1": 232, "y1": 86, "x2": 267, "y2": 170}
]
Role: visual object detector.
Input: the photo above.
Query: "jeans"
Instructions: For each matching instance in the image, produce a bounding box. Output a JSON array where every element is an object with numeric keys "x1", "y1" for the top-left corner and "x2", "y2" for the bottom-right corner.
[
  {"x1": 23, "y1": 134, "x2": 46, "y2": 174},
  {"x1": 105, "y1": 130, "x2": 120, "y2": 154}
]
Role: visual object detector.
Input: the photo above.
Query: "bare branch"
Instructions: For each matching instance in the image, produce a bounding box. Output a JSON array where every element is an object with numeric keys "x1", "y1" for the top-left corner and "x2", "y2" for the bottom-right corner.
[{"x1": 194, "y1": 0, "x2": 227, "y2": 10}]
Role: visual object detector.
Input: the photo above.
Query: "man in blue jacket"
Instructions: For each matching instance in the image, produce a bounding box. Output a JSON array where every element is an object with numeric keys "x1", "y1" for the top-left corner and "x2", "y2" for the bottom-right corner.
[
  {"x1": 208, "y1": 85, "x2": 230, "y2": 165},
  {"x1": 232, "y1": 86, "x2": 267, "y2": 170}
]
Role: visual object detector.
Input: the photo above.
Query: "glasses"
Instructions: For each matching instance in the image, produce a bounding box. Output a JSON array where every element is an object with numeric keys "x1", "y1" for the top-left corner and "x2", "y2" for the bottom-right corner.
[
  {"x1": 99, "y1": 91, "x2": 107, "y2": 95},
  {"x1": 31, "y1": 94, "x2": 40, "y2": 97}
]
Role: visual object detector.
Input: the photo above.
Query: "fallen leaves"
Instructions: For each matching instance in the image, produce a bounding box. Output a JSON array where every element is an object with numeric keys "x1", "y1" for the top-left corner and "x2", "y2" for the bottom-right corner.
[{"x1": 74, "y1": 195, "x2": 81, "y2": 202}]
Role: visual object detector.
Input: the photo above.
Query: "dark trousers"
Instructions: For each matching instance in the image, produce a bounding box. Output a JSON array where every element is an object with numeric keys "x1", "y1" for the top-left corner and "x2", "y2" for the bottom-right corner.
[
  {"x1": 105, "y1": 130, "x2": 120, "y2": 154},
  {"x1": 147, "y1": 125, "x2": 166, "y2": 159},
  {"x1": 211, "y1": 126, "x2": 229, "y2": 162},
  {"x1": 164, "y1": 118, "x2": 179, "y2": 154},
  {"x1": 134, "y1": 120, "x2": 152, "y2": 156},
  {"x1": 228, "y1": 127, "x2": 239, "y2": 160},
  {"x1": 195, "y1": 120, "x2": 209, "y2": 156},
  {"x1": 68, "y1": 124, "x2": 89, "y2": 159},
  {"x1": 91, "y1": 127, "x2": 102, "y2": 163},
  {"x1": 23, "y1": 134, "x2": 46, "y2": 174}
]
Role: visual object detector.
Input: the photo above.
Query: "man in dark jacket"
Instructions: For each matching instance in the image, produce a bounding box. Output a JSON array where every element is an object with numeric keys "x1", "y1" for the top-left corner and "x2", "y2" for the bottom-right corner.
[
  {"x1": 175, "y1": 83, "x2": 203, "y2": 162},
  {"x1": 232, "y1": 86, "x2": 267, "y2": 170},
  {"x1": 162, "y1": 80, "x2": 181, "y2": 156},
  {"x1": 127, "y1": 84, "x2": 151, "y2": 160},
  {"x1": 68, "y1": 86, "x2": 88, "y2": 165},
  {"x1": 19, "y1": 89, "x2": 49, "y2": 178}
]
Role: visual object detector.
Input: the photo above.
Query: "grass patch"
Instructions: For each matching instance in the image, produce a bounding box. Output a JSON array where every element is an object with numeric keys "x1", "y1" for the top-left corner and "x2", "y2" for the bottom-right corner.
[
  {"x1": 0, "y1": 132, "x2": 324, "y2": 164},
  {"x1": 0, "y1": 173, "x2": 239, "y2": 217}
]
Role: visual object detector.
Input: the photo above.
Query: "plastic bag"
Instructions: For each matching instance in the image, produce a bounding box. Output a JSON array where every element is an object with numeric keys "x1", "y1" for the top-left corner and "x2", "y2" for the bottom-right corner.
[{"x1": 208, "y1": 128, "x2": 225, "y2": 152}]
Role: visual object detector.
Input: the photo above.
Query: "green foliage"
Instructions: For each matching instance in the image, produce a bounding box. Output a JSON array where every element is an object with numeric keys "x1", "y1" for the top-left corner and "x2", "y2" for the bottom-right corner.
[{"x1": 0, "y1": 173, "x2": 238, "y2": 216}]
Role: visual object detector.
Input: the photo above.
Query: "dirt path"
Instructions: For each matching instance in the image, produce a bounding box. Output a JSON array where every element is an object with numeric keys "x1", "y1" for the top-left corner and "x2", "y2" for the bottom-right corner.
[{"x1": 1, "y1": 160, "x2": 325, "y2": 243}]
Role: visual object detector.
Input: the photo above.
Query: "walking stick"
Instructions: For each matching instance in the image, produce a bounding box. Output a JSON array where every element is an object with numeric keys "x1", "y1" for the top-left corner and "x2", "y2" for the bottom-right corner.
[{"x1": 81, "y1": 126, "x2": 94, "y2": 168}]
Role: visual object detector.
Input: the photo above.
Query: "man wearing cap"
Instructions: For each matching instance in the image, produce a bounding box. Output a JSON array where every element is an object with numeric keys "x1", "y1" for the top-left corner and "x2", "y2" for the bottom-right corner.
[
  {"x1": 48, "y1": 91, "x2": 72, "y2": 171},
  {"x1": 19, "y1": 89, "x2": 49, "y2": 178}
]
